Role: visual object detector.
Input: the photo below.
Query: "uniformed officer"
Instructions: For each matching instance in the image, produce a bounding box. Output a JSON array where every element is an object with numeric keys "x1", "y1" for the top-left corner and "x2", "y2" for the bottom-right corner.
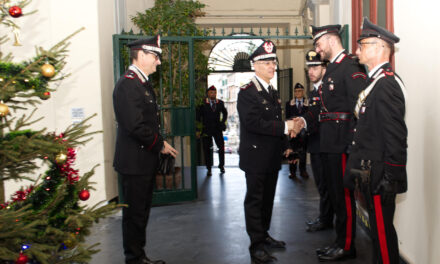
[
  {"x1": 237, "y1": 40, "x2": 297, "y2": 264},
  {"x1": 113, "y1": 35, "x2": 178, "y2": 264},
  {"x1": 345, "y1": 17, "x2": 407, "y2": 264},
  {"x1": 285, "y1": 82, "x2": 309, "y2": 180},
  {"x1": 196, "y1": 85, "x2": 228, "y2": 176},
  {"x1": 296, "y1": 25, "x2": 367, "y2": 261},
  {"x1": 303, "y1": 50, "x2": 334, "y2": 232}
]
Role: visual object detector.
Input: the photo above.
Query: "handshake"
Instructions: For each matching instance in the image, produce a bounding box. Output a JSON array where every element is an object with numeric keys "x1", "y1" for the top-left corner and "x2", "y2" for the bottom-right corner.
[{"x1": 286, "y1": 117, "x2": 305, "y2": 138}]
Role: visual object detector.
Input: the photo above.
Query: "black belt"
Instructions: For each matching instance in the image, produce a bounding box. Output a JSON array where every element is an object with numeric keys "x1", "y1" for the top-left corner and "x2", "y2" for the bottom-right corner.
[{"x1": 319, "y1": 112, "x2": 352, "y2": 122}]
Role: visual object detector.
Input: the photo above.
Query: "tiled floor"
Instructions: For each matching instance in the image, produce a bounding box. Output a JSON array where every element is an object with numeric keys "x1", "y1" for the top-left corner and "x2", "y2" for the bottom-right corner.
[{"x1": 87, "y1": 165, "x2": 373, "y2": 264}]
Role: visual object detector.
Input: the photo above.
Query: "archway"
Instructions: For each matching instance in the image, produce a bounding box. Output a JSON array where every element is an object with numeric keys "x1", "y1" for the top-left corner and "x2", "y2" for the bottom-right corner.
[{"x1": 207, "y1": 35, "x2": 279, "y2": 167}]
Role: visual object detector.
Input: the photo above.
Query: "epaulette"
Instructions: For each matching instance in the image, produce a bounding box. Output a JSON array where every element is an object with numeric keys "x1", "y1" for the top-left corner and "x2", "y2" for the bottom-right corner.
[
  {"x1": 335, "y1": 53, "x2": 347, "y2": 64},
  {"x1": 383, "y1": 68, "x2": 395, "y2": 77},
  {"x1": 352, "y1": 72, "x2": 367, "y2": 79},
  {"x1": 240, "y1": 82, "x2": 252, "y2": 90},
  {"x1": 124, "y1": 70, "x2": 135, "y2": 79}
]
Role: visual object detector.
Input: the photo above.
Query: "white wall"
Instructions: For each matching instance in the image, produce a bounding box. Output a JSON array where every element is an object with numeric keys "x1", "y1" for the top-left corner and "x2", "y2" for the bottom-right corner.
[
  {"x1": 1, "y1": 0, "x2": 117, "y2": 206},
  {"x1": 395, "y1": 1, "x2": 440, "y2": 263}
]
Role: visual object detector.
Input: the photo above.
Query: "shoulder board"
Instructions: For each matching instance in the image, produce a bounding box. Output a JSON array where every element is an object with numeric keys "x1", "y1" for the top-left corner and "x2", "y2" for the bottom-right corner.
[
  {"x1": 335, "y1": 53, "x2": 347, "y2": 64},
  {"x1": 383, "y1": 68, "x2": 395, "y2": 77},
  {"x1": 352, "y1": 72, "x2": 367, "y2": 79},
  {"x1": 124, "y1": 70, "x2": 135, "y2": 79},
  {"x1": 240, "y1": 82, "x2": 253, "y2": 90}
]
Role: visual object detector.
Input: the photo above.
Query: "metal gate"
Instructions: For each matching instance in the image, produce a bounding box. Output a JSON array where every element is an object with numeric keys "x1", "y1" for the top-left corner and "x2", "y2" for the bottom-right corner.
[
  {"x1": 113, "y1": 35, "x2": 197, "y2": 205},
  {"x1": 112, "y1": 25, "x2": 349, "y2": 205}
]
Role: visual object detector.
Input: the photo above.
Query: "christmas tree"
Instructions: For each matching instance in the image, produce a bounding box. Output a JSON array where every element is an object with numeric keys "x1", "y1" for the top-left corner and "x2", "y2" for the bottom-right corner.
[{"x1": 0, "y1": 1, "x2": 120, "y2": 263}]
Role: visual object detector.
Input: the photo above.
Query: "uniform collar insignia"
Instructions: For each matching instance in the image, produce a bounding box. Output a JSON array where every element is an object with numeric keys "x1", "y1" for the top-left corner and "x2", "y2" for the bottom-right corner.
[{"x1": 128, "y1": 65, "x2": 148, "y2": 83}]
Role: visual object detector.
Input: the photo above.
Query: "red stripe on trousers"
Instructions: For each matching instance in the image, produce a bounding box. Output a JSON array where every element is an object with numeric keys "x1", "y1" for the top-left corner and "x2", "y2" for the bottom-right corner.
[
  {"x1": 374, "y1": 195, "x2": 390, "y2": 264},
  {"x1": 342, "y1": 153, "x2": 353, "y2": 251}
]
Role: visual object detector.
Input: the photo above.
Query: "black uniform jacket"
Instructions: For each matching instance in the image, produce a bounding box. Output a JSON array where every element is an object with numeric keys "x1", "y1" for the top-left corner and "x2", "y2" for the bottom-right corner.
[
  {"x1": 285, "y1": 98, "x2": 308, "y2": 119},
  {"x1": 113, "y1": 66, "x2": 164, "y2": 175},
  {"x1": 196, "y1": 98, "x2": 228, "y2": 135},
  {"x1": 307, "y1": 87, "x2": 321, "y2": 154},
  {"x1": 346, "y1": 63, "x2": 407, "y2": 194},
  {"x1": 304, "y1": 51, "x2": 367, "y2": 153},
  {"x1": 237, "y1": 77, "x2": 287, "y2": 174}
]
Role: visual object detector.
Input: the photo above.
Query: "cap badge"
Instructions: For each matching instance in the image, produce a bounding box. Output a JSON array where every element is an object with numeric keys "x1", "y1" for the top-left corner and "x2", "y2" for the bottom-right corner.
[
  {"x1": 263, "y1": 42, "x2": 274, "y2": 53},
  {"x1": 307, "y1": 51, "x2": 317, "y2": 60}
]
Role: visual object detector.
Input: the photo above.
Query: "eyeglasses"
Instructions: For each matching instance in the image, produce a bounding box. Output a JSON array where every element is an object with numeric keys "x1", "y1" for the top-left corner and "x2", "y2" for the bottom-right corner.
[
  {"x1": 358, "y1": 41, "x2": 377, "y2": 51},
  {"x1": 144, "y1": 51, "x2": 160, "y2": 61},
  {"x1": 254, "y1": 61, "x2": 278, "y2": 66}
]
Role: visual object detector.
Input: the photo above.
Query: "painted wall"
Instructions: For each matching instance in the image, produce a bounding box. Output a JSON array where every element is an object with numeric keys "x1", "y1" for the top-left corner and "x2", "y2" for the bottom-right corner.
[
  {"x1": 394, "y1": 2, "x2": 440, "y2": 263},
  {"x1": 2, "y1": 0, "x2": 117, "y2": 206}
]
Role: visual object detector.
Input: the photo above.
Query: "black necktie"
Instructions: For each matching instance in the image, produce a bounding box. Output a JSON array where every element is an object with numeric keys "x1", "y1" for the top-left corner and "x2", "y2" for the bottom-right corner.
[
  {"x1": 211, "y1": 100, "x2": 216, "y2": 111},
  {"x1": 298, "y1": 100, "x2": 302, "y2": 112},
  {"x1": 268, "y1": 85, "x2": 276, "y2": 101}
]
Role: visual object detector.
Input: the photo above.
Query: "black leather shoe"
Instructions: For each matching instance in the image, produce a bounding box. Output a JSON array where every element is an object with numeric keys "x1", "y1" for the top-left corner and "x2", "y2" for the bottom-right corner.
[
  {"x1": 250, "y1": 248, "x2": 276, "y2": 264},
  {"x1": 264, "y1": 235, "x2": 286, "y2": 249},
  {"x1": 141, "y1": 257, "x2": 166, "y2": 264},
  {"x1": 318, "y1": 247, "x2": 356, "y2": 261},
  {"x1": 219, "y1": 166, "x2": 225, "y2": 173},
  {"x1": 306, "y1": 217, "x2": 321, "y2": 226},
  {"x1": 288, "y1": 174, "x2": 298, "y2": 180},
  {"x1": 300, "y1": 171, "x2": 309, "y2": 179},
  {"x1": 207, "y1": 168, "x2": 212, "y2": 176},
  {"x1": 315, "y1": 245, "x2": 334, "y2": 255},
  {"x1": 306, "y1": 220, "x2": 332, "y2": 232}
]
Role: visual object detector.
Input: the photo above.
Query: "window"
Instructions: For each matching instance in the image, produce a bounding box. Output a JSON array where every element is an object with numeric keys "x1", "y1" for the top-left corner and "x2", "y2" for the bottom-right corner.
[
  {"x1": 352, "y1": 0, "x2": 394, "y2": 53},
  {"x1": 352, "y1": 0, "x2": 395, "y2": 66}
]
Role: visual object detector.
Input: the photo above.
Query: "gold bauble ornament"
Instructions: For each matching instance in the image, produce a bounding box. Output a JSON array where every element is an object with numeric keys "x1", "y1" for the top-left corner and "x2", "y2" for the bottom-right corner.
[
  {"x1": 63, "y1": 233, "x2": 77, "y2": 248},
  {"x1": 0, "y1": 102, "x2": 9, "y2": 117},
  {"x1": 55, "y1": 152, "x2": 67, "y2": 164},
  {"x1": 41, "y1": 63, "x2": 55, "y2": 78}
]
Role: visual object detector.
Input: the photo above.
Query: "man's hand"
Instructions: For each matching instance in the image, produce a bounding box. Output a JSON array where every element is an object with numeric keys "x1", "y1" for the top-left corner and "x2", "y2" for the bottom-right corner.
[
  {"x1": 287, "y1": 118, "x2": 305, "y2": 138},
  {"x1": 283, "y1": 148, "x2": 293, "y2": 158},
  {"x1": 161, "y1": 141, "x2": 178, "y2": 158}
]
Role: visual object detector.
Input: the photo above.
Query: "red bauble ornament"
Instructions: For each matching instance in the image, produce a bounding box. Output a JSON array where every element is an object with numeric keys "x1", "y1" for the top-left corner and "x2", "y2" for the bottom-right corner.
[
  {"x1": 15, "y1": 252, "x2": 28, "y2": 264},
  {"x1": 79, "y1": 189, "x2": 90, "y2": 201},
  {"x1": 9, "y1": 6, "x2": 23, "y2": 18},
  {"x1": 40, "y1": 91, "x2": 51, "y2": 100}
]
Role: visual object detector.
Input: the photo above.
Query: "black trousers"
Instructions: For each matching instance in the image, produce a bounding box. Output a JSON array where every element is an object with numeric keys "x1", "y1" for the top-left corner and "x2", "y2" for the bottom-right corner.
[
  {"x1": 202, "y1": 131, "x2": 225, "y2": 168},
  {"x1": 244, "y1": 172, "x2": 279, "y2": 249},
  {"x1": 321, "y1": 153, "x2": 356, "y2": 250},
  {"x1": 310, "y1": 153, "x2": 334, "y2": 224},
  {"x1": 121, "y1": 173, "x2": 155, "y2": 264},
  {"x1": 289, "y1": 150, "x2": 307, "y2": 174},
  {"x1": 365, "y1": 193, "x2": 399, "y2": 264}
]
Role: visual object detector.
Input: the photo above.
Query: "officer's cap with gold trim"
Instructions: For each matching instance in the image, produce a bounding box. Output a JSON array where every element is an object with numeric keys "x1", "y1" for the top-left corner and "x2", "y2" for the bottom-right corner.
[
  {"x1": 311, "y1": 24, "x2": 341, "y2": 44},
  {"x1": 249, "y1": 40, "x2": 277, "y2": 62},
  {"x1": 127, "y1": 35, "x2": 162, "y2": 56},
  {"x1": 305, "y1": 50, "x2": 326, "y2": 66},
  {"x1": 358, "y1": 17, "x2": 399, "y2": 44}
]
